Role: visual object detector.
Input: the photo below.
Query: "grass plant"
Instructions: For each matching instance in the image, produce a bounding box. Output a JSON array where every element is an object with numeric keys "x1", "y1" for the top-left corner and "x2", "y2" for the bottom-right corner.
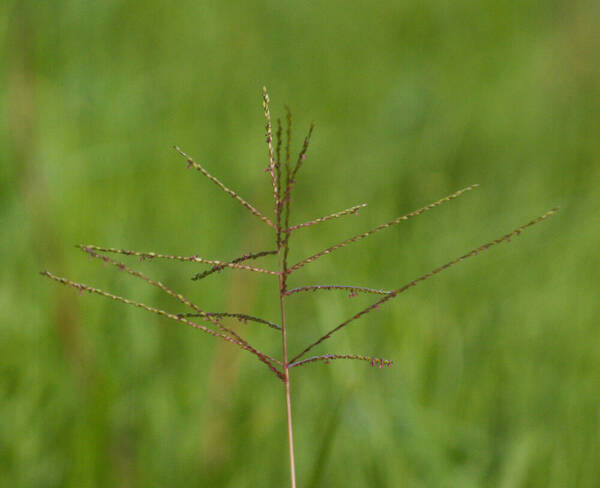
[{"x1": 42, "y1": 88, "x2": 558, "y2": 487}]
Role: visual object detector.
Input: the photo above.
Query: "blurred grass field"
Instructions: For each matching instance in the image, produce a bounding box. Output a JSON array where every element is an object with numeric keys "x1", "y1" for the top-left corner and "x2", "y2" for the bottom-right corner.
[{"x1": 1, "y1": 1, "x2": 599, "y2": 486}]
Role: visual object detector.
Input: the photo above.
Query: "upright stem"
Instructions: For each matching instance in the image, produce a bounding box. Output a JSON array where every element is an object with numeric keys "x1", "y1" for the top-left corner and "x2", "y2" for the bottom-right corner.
[
  {"x1": 266, "y1": 89, "x2": 296, "y2": 486},
  {"x1": 278, "y1": 248, "x2": 297, "y2": 488}
]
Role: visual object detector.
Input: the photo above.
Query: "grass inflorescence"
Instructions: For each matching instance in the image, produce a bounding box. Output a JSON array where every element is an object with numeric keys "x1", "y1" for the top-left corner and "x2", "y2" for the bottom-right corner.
[{"x1": 42, "y1": 87, "x2": 558, "y2": 488}]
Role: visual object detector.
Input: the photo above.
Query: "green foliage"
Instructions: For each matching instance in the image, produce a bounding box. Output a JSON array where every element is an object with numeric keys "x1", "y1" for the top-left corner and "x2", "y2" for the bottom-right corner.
[{"x1": 2, "y1": 0, "x2": 599, "y2": 486}]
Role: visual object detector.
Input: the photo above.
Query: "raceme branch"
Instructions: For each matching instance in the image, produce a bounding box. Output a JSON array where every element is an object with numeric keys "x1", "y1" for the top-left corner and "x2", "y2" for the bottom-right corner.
[
  {"x1": 287, "y1": 184, "x2": 480, "y2": 274},
  {"x1": 41, "y1": 271, "x2": 284, "y2": 379},
  {"x1": 174, "y1": 145, "x2": 274, "y2": 228},
  {"x1": 191, "y1": 249, "x2": 277, "y2": 281},
  {"x1": 291, "y1": 207, "x2": 559, "y2": 363},
  {"x1": 286, "y1": 203, "x2": 368, "y2": 232},
  {"x1": 285, "y1": 285, "x2": 392, "y2": 297},
  {"x1": 178, "y1": 312, "x2": 282, "y2": 331},
  {"x1": 78, "y1": 245, "x2": 279, "y2": 275},
  {"x1": 289, "y1": 354, "x2": 393, "y2": 369},
  {"x1": 79, "y1": 247, "x2": 281, "y2": 368}
]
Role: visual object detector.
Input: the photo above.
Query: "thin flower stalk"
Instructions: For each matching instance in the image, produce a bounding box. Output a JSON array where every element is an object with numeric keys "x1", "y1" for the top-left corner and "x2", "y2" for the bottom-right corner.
[
  {"x1": 261, "y1": 90, "x2": 298, "y2": 488},
  {"x1": 291, "y1": 207, "x2": 559, "y2": 363},
  {"x1": 287, "y1": 203, "x2": 368, "y2": 232},
  {"x1": 78, "y1": 245, "x2": 279, "y2": 275},
  {"x1": 287, "y1": 184, "x2": 480, "y2": 273},
  {"x1": 289, "y1": 354, "x2": 393, "y2": 369},
  {"x1": 174, "y1": 145, "x2": 274, "y2": 227}
]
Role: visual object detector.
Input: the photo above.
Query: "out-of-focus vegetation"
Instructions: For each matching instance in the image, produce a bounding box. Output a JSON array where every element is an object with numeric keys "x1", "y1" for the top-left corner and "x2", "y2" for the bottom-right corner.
[{"x1": 1, "y1": 1, "x2": 598, "y2": 486}]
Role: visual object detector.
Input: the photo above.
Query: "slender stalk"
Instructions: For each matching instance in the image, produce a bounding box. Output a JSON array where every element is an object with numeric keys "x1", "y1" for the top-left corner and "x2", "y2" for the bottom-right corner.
[
  {"x1": 278, "y1": 199, "x2": 297, "y2": 486},
  {"x1": 284, "y1": 374, "x2": 296, "y2": 488},
  {"x1": 279, "y1": 250, "x2": 296, "y2": 488},
  {"x1": 265, "y1": 89, "x2": 297, "y2": 488}
]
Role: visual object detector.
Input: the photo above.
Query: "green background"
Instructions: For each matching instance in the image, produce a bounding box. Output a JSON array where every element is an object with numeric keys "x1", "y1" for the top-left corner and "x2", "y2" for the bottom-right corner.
[{"x1": 2, "y1": 1, "x2": 599, "y2": 486}]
